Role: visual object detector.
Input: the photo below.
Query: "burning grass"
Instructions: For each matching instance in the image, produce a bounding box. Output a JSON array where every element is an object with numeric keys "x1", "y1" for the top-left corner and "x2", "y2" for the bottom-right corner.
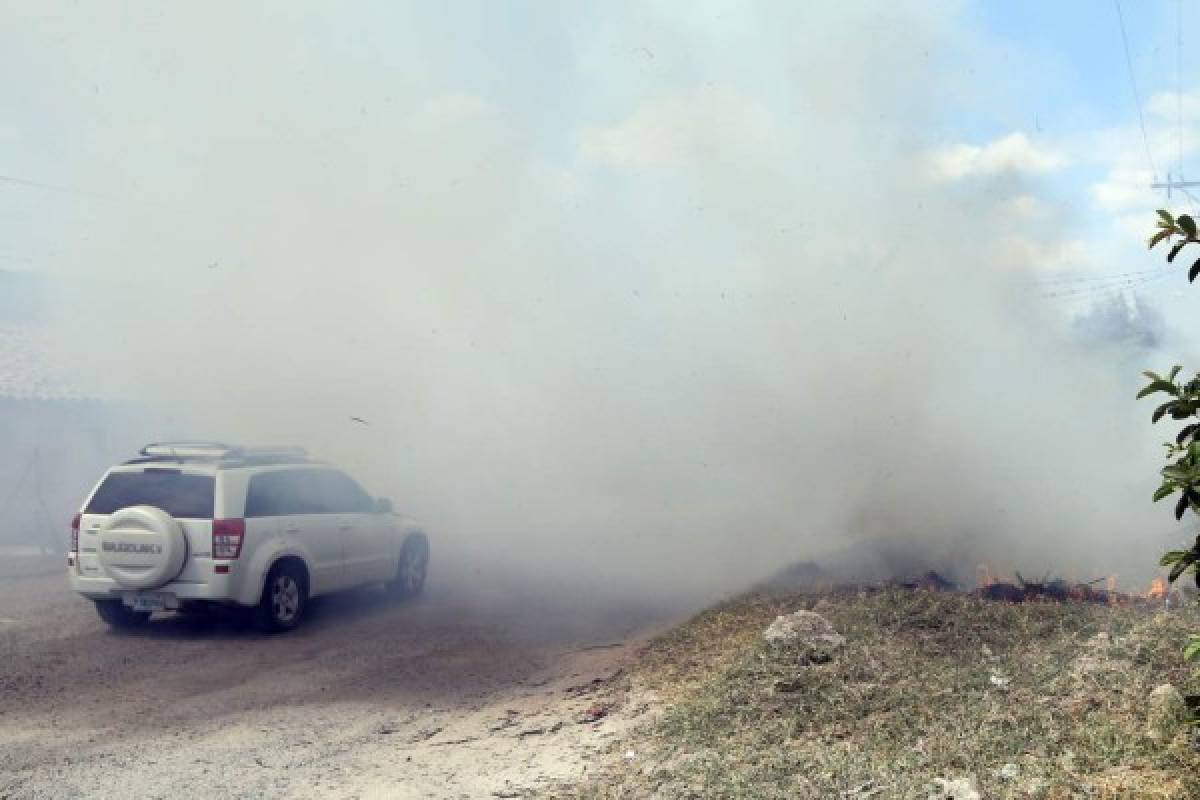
[{"x1": 555, "y1": 589, "x2": 1200, "y2": 799}]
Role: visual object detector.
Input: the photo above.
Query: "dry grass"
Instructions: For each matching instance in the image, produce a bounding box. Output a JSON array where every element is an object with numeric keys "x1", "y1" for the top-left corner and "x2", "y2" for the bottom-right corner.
[{"x1": 555, "y1": 589, "x2": 1200, "y2": 799}]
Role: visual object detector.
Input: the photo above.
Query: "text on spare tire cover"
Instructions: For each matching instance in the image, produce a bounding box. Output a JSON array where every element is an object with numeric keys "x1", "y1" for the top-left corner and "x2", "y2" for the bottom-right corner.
[{"x1": 102, "y1": 542, "x2": 163, "y2": 554}]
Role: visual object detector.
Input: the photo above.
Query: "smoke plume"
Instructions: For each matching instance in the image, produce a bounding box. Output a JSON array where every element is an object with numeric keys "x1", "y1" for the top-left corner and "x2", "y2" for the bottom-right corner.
[{"x1": 2, "y1": 2, "x2": 1179, "y2": 599}]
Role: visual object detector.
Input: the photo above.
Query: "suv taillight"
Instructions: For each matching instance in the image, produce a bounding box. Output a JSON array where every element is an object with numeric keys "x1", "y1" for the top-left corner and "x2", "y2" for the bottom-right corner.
[
  {"x1": 212, "y1": 519, "x2": 245, "y2": 559},
  {"x1": 70, "y1": 513, "x2": 80, "y2": 552}
]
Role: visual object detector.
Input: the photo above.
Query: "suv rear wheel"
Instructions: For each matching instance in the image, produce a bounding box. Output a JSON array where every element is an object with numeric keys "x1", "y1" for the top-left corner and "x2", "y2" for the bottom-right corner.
[
  {"x1": 254, "y1": 561, "x2": 308, "y2": 632},
  {"x1": 94, "y1": 598, "x2": 151, "y2": 630}
]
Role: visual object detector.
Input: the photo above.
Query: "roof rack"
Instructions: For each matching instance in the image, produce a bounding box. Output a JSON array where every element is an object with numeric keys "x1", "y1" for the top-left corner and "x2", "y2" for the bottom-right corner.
[
  {"x1": 139, "y1": 441, "x2": 238, "y2": 459},
  {"x1": 127, "y1": 442, "x2": 310, "y2": 466}
]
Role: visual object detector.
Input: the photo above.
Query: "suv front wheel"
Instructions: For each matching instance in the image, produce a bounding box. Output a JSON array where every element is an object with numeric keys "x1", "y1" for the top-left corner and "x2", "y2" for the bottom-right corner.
[
  {"x1": 388, "y1": 533, "x2": 429, "y2": 600},
  {"x1": 254, "y1": 561, "x2": 308, "y2": 632}
]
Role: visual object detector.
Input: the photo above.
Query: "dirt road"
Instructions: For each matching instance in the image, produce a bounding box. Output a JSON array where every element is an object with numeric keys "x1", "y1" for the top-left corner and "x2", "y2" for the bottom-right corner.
[{"x1": 0, "y1": 556, "x2": 673, "y2": 799}]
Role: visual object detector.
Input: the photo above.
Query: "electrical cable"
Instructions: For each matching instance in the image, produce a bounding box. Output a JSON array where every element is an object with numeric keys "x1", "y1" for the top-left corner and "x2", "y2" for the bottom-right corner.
[{"x1": 1115, "y1": 0, "x2": 1159, "y2": 178}]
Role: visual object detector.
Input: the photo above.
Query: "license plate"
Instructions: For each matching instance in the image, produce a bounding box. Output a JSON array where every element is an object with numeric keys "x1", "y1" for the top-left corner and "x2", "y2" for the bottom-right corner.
[{"x1": 126, "y1": 592, "x2": 172, "y2": 612}]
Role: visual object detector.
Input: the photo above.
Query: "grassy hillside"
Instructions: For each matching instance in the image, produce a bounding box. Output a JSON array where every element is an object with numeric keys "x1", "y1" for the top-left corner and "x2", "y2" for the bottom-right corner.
[{"x1": 559, "y1": 589, "x2": 1200, "y2": 799}]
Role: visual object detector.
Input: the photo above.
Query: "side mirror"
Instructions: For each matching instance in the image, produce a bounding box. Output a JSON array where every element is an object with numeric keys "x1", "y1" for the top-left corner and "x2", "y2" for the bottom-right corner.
[{"x1": 375, "y1": 497, "x2": 394, "y2": 514}]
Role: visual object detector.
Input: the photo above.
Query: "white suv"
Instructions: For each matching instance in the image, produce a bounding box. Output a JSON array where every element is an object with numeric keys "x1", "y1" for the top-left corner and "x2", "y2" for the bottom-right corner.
[{"x1": 67, "y1": 442, "x2": 430, "y2": 632}]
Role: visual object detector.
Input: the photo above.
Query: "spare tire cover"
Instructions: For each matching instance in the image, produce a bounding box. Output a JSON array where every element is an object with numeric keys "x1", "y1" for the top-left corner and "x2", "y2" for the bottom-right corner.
[{"x1": 96, "y1": 505, "x2": 187, "y2": 590}]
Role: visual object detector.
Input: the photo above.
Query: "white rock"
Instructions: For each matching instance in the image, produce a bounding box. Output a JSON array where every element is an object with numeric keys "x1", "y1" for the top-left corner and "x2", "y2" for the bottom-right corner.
[
  {"x1": 928, "y1": 776, "x2": 981, "y2": 800},
  {"x1": 763, "y1": 610, "x2": 845, "y2": 649}
]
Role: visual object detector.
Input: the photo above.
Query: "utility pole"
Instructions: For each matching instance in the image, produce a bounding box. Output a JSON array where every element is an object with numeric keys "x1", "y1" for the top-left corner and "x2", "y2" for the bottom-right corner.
[{"x1": 1151, "y1": 173, "x2": 1200, "y2": 201}]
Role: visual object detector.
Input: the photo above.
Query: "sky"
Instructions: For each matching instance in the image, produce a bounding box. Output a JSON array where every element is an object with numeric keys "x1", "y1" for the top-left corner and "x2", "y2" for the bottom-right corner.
[
  {"x1": 949, "y1": 0, "x2": 1200, "y2": 332},
  {"x1": 2, "y1": 1, "x2": 1198, "y2": 595},
  {"x1": 3, "y1": 1, "x2": 1196, "y2": 317}
]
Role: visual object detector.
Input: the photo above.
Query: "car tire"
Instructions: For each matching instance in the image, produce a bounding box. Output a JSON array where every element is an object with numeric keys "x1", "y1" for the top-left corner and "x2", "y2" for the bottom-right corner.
[
  {"x1": 253, "y1": 562, "x2": 308, "y2": 633},
  {"x1": 94, "y1": 598, "x2": 151, "y2": 630},
  {"x1": 387, "y1": 533, "x2": 429, "y2": 601}
]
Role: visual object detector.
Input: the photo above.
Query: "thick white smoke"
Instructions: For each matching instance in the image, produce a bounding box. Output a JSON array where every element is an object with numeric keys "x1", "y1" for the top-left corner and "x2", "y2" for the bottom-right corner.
[{"x1": 4, "y1": 2, "x2": 1180, "y2": 599}]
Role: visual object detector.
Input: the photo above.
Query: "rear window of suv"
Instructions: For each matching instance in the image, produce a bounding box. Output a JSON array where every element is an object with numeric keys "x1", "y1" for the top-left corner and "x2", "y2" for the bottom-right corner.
[{"x1": 86, "y1": 469, "x2": 215, "y2": 519}]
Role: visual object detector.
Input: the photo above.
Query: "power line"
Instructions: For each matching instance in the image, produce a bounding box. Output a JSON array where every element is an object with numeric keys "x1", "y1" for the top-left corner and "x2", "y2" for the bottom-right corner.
[
  {"x1": 0, "y1": 174, "x2": 101, "y2": 199},
  {"x1": 1036, "y1": 276, "x2": 1170, "y2": 296},
  {"x1": 1149, "y1": 0, "x2": 1197, "y2": 203},
  {"x1": 1040, "y1": 278, "x2": 1170, "y2": 301},
  {"x1": 1034, "y1": 266, "x2": 1175, "y2": 285},
  {"x1": 1178, "y1": 0, "x2": 1184, "y2": 179},
  {"x1": 1115, "y1": 0, "x2": 1159, "y2": 178},
  {"x1": 1039, "y1": 267, "x2": 1179, "y2": 300},
  {"x1": 0, "y1": 174, "x2": 72, "y2": 192},
  {"x1": 1176, "y1": 185, "x2": 1200, "y2": 220}
]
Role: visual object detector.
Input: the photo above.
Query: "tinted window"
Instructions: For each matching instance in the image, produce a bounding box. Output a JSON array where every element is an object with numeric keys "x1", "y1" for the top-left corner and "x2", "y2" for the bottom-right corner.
[
  {"x1": 86, "y1": 470, "x2": 215, "y2": 518},
  {"x1": 313, "y1": 470, "x2": 374, "y2": 513},
  {"x1": 245, "y1": 470, "x2": 321, "y2": 517},
  {"x1": 244, "y1": 468, "x2": 374, "y2": 517}
]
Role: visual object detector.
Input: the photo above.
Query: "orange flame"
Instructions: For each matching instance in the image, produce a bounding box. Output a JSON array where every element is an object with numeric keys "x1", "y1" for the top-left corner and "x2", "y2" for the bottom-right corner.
[{"x1": 1147, "y1": 577, "x2": 1169, "y2": 600}]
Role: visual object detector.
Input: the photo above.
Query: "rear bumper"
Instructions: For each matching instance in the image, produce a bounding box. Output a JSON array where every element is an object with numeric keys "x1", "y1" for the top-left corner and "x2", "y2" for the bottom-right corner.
[{"x1": 68, "y1": 561, "x2": 257, "y2": 607}]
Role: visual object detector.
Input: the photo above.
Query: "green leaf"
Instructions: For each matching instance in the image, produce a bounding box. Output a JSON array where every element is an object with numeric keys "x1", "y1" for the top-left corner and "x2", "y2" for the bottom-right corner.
[
  {"x1": 1176, "y1": 423, "x2": 1198, "y2": 444},
  {"x1": 1153, "y1": 401, "x2": 1174, "y2": 423},
  {"x1": 1169, "y1": 365, "x2": 1183, "y2": 381},
  {"x1": 1161, "y1": 465, "x2": 1191, "y2": 481},
  {"x1": 1161, "y1": 550, "x2": 1187, "y2": 566},
  {"x1": 1168, "y1": 554, "x2": 1195, "y2": 582},
  {"x1": 1138, "y1": 385, "x2": 1156, "y2": 399},
  {"x1": 1153, "y1": 484, "x2": 1177, "y2": 501},
  {"x1": 1159, "y1": 209, "x2": 1176, "y2": 227},
  {"x1": 1184, "y1": 637, "x2": 1200, "y2": 662},
  {"x1": 1143, "y1": 370, "x2": 1164, "y2": 381},
  {"x1": 1149, "y1": 229, "x2": 1171, "y2": 249},
  {"x1": 1174, "y1": 491, "x2": 1189, "y2": 519},
  {"x1": 1138, "y1": 380, "x2": 1180, "y2": 399},
  {"x1": 1169, "y1": 240, "x2": 1187, "y2": 262},
  {"x1": 1180, "y1": 214, "x2": 1198, "y2": 238},
  {"x1": 1191, "y1": 257, "x2": 1200, "y2": 282}
]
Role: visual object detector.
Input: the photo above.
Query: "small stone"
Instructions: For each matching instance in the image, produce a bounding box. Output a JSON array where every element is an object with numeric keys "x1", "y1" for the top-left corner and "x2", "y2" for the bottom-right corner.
[
  {"x1": 928, "y1": 776, "x2": 981, "y2": 800},
  {"x1": 763, "y1": 610, "x2": 845, "y2": 650},
  {"x1": 995, "y1": 763, "x2": 1019, "y2": 781},
  {"x1": 1147, "y1": 683, "x2": 1188, "y2": 741}
]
